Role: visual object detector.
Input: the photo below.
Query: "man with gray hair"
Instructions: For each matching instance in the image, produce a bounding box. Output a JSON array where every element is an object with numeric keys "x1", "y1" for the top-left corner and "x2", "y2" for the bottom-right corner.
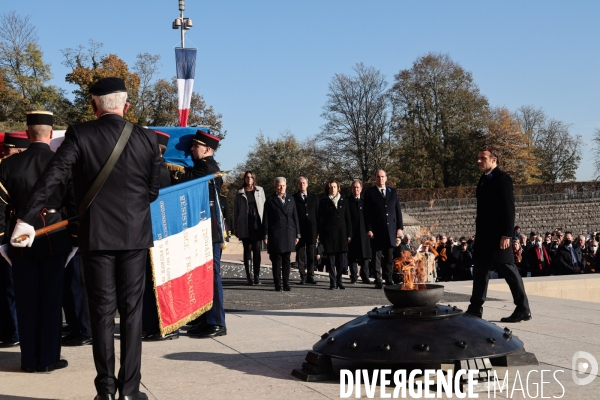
[
  {"x1": 12, "y1": 77, "x2": 161, "y2": 400},
  {"x1": 293, "y1": 176, "x2": 319, "y2": 284}
]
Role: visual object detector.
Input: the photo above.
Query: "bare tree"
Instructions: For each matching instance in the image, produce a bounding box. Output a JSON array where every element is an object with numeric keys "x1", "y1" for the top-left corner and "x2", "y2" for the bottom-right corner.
[
  {"x1": 592, "y1": 128, "x2": 600, "y2": 180},
  {"x1": 514, "y1": 106, "x2": 582, "y2": 182},
  {"x1": 320, "y1": 63, "x2": 393, "y2": 183},
  {"x1": 133, "y1": 52, "x2": 161, "y2": 125}
]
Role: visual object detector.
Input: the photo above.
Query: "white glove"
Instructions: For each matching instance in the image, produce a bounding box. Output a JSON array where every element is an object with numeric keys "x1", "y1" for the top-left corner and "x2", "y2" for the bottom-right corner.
[{"x1": 11, "y1": 219, "x2": 35, "y2": 248}]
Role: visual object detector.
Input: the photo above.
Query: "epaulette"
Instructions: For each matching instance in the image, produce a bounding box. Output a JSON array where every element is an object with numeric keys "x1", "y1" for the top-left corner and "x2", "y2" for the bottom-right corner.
[{"x1": 166, "y1": 162, "x2": 186, "y2": 181}]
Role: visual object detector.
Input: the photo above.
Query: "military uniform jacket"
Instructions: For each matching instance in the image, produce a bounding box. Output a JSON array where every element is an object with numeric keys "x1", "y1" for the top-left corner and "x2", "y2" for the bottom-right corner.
[
  {"x1": 0, "y1": 142, "x2": 76, "y2": 259},
  {"x1": 363, "y1": 185, "x2": 403, "y2": 249},
  {"x1": 318, "y1": 196, "x2": 352, "y2": 255},
  {"x1": 292, "y1": 192, "x2": 319, "y2": 245},
  {"x1": 18, "y1": 114, "x2": 161, "y2": 252},
  {"x1": 173, "y1": 156, "x2": 222, "y2": 243},
  {"x1": 347, "y1": 195, "x2": 371, "y2": 259},
  {"x1": 262, "y1": 194, "x2": 300, "y2": 254},
  {"x1": 473, "y1": 167, "x2": 515, "y2": 265}
]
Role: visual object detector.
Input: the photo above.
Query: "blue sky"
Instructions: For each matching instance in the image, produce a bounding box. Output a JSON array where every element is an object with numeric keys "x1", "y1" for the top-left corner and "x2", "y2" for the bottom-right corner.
[{"x1": 7, "y1": 0, "x2": 600, "y2": 181}]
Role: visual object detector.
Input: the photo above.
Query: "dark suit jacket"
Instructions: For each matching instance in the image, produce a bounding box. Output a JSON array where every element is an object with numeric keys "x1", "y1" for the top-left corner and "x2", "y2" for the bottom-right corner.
[
  {"x1": 18, "y1": 114, "x2": 161, "y2": 251},
  {"x1": 159, "y1": 159, "x2": 171, "y2": 189},
  {"x1": 0, "y1": 142, "x2": 76, "y2": 259},
  {"x1": 554, "y1": 245, "x2": 582, "y2": 275},
  {"x1": 173, "y1": 156, "x2": 222, "y2": 243},
  {"x1": 363, "y1": 185, "x2": 403, "y2": 249},
  {"x1": 262, "y1": 194, "x2": 300, "y2": 254},
  {"x1": 318, "y1": 196, "x2": 352, "y2": 254},
  {"x1": 347, "y1": 195, "x2": 371, "y2": 259},
  {"x1": 473, "y1": 167, "x2": 515, "y2": 265},
  {"x1": 292, "y1": 191, "x2": 319, "y2": 245}
]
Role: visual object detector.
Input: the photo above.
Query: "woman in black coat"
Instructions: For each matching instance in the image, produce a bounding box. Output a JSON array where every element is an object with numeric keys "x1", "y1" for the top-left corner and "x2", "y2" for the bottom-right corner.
[{"x1": 318, "y1": 180, "x2": 352, "y2": 290}]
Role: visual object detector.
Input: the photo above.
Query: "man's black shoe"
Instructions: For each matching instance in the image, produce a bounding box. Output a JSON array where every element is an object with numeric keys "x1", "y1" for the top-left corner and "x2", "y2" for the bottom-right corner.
[
  {"x1": 306, "y1": 277, "x2": 317, "y2": 284},
  {"x1": 0, "y1": 340, "x2": 19, "y2": 348},
  {"x1": 21, "y1": 366, "x2": 36, "y2": 373},
  {"x1": 464, "y1": 310, "x2": 482, "y2": 318},
  {"x1": 297, "y1": 280, "x2": 305, "y2": 285},
  {"x1": 189, "y1": 325, "x2": 227, "y2": 338},
  {"x1": 37, "y1": 359, "x2": 68, "y2": 372},
  {"x1": 246, "y1": 277, "x2": 254, "y2": 286},
  {"x1": 63, "y1": 334, "x2": 92, "y2": 346},
  {"x1": 329, "y1": 286, "x2": 337, "y2": 290},
  {"x1": 374, "y1": 282, "x2": 383, "y2": 289},
  {"x1": 384, "y1": 280, "x2": 394, "y2": 286},
  {"x1": 143, "y1": 331, "x2": 179, "y2": 342},
  {"x1": 283, "y1": 285, "x2": 291, "y2": 291},
  {"x1": 119, "y1": 391, "x2": 148, "y2": 400},
  {"x1": 500, "y1": 311, "x2": 532, "y2": 323},
  {"x1": 274, "y1": 287, "x2": 282, "y2": 292},
  {"x1": 350, "y1": 278, "x2": 357, "y2": 284},
  {"x1": 94, "y1": 394, "x2": 115, "y2": 400},
  {"x1": 186, "y1": 322, "x2": 208, "y2": 335},
  {"x1": 254, "y1": 276, "x2": 261, "y2": 285},
  {"x1": 361, "y1": 279, "x2": 372, "y2": 284},
  {"x1": 338, "y1": 283, "x2": 346, "y2": 290}
]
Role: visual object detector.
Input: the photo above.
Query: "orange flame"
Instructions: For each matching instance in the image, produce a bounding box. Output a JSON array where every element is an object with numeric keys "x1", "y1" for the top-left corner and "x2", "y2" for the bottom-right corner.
[{"x1": 394, "y1": 250, "x2": 427, "y2": 290}]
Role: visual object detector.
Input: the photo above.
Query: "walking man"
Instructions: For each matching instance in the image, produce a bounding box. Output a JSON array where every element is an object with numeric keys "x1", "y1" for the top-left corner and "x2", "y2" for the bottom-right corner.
[
  {"x1": 292, "y1": 176, "x2": 319, "y2": 284},
  {"x1": 466, "y1": 145, "x2": 531, "y2": 323}
]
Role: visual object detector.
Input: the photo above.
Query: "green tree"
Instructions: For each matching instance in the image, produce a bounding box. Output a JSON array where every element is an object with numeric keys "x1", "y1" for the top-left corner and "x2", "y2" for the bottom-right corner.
[
  {"x1": 321, "y1": 63, "x2": 393, "y2": 183},
  {"x1": 389, "y1": 53, "x2": 489, "y2": 188}
]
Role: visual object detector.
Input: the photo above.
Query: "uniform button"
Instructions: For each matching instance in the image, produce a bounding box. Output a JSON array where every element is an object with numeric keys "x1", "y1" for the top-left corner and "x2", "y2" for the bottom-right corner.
[{"x1": 386, "y1": 213, "x2": 388, "y2": 216}]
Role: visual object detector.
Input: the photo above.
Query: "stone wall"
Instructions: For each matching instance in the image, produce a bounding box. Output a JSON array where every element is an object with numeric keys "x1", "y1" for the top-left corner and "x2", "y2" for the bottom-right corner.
[{"x1": 405, "y1": 197, "x2": 600, "y2": 239}]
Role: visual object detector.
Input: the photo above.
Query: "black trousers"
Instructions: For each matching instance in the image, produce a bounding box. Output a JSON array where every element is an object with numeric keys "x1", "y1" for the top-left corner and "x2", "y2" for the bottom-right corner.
[
  {"x1": 62, "y1": 254, "x2": 91, "y2": 337},
  {"x1": 0, "y1": 257, "x2": 18, "y2": 342},
  {"x1": 13, "y1": 254, "x2": 66, "y2": 369},
  {"x1": 372, "y1": 247, "x2": 394, "y2": 283},
  {"x1": 270, "y1": 252, "x2": 290, "y2": 289},
  {"x1": 296, "y1": 243, "x2": 316, "y2": 281},
  {"x1": 241, "y1": 238, "x2": 261, "y2": 277},
  {"x1": 348, "y1": 255, "x2": 370, "y2": 283},
  {"x1": 327, "y1": 252, "x2": 348, "y2": 288},
  {"x1": 467, "y1": 261, "x2": 530, "y2": 317},
  {"x1": 142, "y1": 259, "x2": 160, "y2": 333},
  {"x1": 82, "y1": 249, "x2": 146, "y2": 397}
]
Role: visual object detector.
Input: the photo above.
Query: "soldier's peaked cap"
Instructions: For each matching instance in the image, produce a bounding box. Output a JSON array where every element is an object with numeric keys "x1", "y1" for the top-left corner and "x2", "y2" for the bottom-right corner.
[
  {"x1": 193, "y1": 129, "x2": 221, "y2": 150},
  {"x1": 4, "y1": 132, "x2": 30, "y2": 149},
  {"x1": 89, "y1": 77, "x2": 127, "y2": 96},
  {"x1": 26, "y1": 110, "x2": 54, "y2": 126}
]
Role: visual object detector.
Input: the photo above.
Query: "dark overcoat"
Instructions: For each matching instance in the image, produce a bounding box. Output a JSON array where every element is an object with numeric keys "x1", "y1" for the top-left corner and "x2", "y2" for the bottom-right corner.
[
  {"x1": 18, "y1": 114, "x2": 161, "y2": 251},
  {"x1": 292, "y1": 191, "x2": 319, "y2": 245},
  {"x1": 346, "y1": 195, "x2": 371, "y2": 259},
  {"x1": 0, "y1": 142, "x2": 76, "y2": 259},
  {"x1": 262, "y1": 194, "x2": 300, "y2": 254},
  {"x1": 473, "y1": 167, "x2": 515, "y2": 265},
  {"x1": 318, "y1": 196, "x2": 352, "y2": 254},
  {"x1": 363, "y1": 185, "x2": 403, "y2": 249}
]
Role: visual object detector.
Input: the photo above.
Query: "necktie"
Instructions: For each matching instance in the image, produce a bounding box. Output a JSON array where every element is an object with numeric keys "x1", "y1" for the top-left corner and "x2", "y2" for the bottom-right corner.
[
  {"x1": 303, "y1": 194, "x2": 306, "y2": 201},
  {"x1": 356, "y1": 197, "x2": 359, "y2": 202},
  {"x1": 381, "y1": 188, "x2": 385, "y2": 198}
]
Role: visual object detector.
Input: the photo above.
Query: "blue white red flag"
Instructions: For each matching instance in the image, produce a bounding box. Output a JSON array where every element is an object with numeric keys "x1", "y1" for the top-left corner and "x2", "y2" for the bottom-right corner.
[
  {"x1": 175, "y1": 48, "x2": 197, "y2": 127},
  {"x1": 149, "y1": 175, "x2": 215, "y2": 334}
]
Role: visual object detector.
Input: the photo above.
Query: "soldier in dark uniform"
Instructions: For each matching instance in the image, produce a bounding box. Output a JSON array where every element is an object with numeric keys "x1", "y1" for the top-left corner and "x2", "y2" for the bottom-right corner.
[
  {"x1": 142, "y1": 130, "x2": 179, "y2": 341},
  {"x1": 346, "y1": 180, "x2": 371, "y2": 284},
  {"x1": 1, "y1": 111, "x2": 76, "y2": 372},
  {"x1": 173, "y1": 130, "x2": 227, "y2": 338},
  {"x1": 292, "y1": 176, "x2": 319, "y2": 285},
  {"x1": 0, "y1": 133, "x2": 29, "y2": 348},
  {"x1": 12, "y1": 78, "x2": 161, "y2": 400}
]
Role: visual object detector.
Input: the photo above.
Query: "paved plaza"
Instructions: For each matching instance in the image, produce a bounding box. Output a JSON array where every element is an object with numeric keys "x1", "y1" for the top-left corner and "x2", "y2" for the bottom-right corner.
[{"x1": 1, "y1": 259, "x2": 599, "y2": 399}]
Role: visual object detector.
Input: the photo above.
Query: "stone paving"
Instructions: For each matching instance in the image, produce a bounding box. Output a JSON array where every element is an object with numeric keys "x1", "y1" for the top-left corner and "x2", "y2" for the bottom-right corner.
[{"x1": 1, "y1": 265, "x2": 599, "y2": 399}]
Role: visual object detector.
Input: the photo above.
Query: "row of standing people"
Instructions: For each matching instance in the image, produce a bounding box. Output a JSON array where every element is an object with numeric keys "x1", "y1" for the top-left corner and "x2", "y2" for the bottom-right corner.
[{"x1": 233, "y1": 170, "x2": 404, "y2": 291}]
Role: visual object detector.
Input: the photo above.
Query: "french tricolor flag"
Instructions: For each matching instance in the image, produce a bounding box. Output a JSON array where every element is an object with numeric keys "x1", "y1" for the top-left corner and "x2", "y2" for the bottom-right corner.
[{"x1": 175, "y1": 48, "x2": 197, "y2": 127}]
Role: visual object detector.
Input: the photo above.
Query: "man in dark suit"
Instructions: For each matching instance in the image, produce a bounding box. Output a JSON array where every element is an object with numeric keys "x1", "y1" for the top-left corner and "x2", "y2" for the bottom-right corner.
[
  {"x1": 12, "y1": 78, "x2": 161, "y2": 400},
  {"x1": 553, "y1": 232, "x2": 582, "y2": 275},
  {"x1": 363, "y1": 170, "x2": 403, "y2": 289},
  {"x1": 172, "y1": 130, "x2": 227, "y2": 339},
  {"x1": 466, "y1": 145, "x2": 531, "y2": 323},
  {"x1": 263, "y1": 177, "x2": 301, "y2": 291},
  {"x1": 1, "y1": 112, "x2": 76, "y2": 371},
  {"x1": 292, "y1": 176, "x2": 319, "y2": 284},
  {"x1": 346, "y1": 180, "x2": 371, "y2": 284}
]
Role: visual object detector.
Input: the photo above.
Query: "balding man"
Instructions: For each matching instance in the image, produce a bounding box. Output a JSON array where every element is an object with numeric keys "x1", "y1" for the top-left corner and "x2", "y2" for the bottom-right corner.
[
  {"x1": 0, "y1": 111, "x2": 76, "y2": 373},
  {"x1": 363, "y1": 170, "x2": 403, "y2": 289}
]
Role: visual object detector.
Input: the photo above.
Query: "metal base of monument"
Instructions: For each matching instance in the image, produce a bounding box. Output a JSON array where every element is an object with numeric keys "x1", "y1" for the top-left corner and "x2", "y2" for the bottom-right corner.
[{"x1": 291, "y1": 285, "x2": 538, "y2": 382}]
